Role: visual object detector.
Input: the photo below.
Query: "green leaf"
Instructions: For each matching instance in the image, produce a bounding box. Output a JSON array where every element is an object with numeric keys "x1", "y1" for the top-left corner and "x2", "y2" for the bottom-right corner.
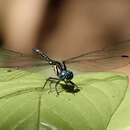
[
  {"x1": 107, "y1": 88, "x2": 130, "y2": 130},
  {"x1": 0, "y1": 68, "x2": 128, "y2": 130}
]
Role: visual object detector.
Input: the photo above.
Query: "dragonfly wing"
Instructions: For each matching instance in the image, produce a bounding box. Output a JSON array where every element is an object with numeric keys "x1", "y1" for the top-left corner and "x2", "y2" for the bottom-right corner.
[
  {"x1": 0, "y1": 48, "x2": 49, "y2": 72},
  {"x1": 66, "y1": 56, "x2": 130, "y2": 72},
  {"x1": 63, "y1": 40, "x2": 130, "y2": 72}
]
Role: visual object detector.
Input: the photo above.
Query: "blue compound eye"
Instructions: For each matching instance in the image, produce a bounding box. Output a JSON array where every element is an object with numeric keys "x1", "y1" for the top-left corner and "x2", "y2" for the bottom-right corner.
[
  {"x1": 59, "y1": 70, "x2": 73, "y2": 81},
  {"x1": 66, "y1": 70, "x2": 73, "y2": 80},
  {"x1": 59, "y1": 70, "x2": 67, "y2": 80}
]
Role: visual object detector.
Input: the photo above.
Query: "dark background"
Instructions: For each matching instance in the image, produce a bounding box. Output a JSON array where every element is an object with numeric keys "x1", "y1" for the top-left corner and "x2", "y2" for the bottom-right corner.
[{"x1": 0, "y1": 0, "x2": 130, "y2": 59}]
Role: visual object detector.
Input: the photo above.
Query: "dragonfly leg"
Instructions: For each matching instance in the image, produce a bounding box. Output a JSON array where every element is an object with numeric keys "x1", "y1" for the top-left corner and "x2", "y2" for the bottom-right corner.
[
  {"x1": 55, "y1": 80, "x2": 61, "y2": 95},
  {"x1": 69, "y1": 81, "x2": 79, "y2": 89},
  {"x1": 43, "y1": 77, "x2": 59, "y2": 88},
  {"x1": 48, "y1": 80, "x2": 53, "y2": 94},
  {"x1": 43, "y1": 77, "x2": 61, "y2": 95},
  {"x1": 43, "y1": 78, "x2": 50, "y2": 88}
]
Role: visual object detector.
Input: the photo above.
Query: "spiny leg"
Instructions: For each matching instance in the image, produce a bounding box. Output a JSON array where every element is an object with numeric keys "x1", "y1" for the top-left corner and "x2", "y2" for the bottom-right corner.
[
  {"x1": 48, "y1": 80, "x2": 53, "y2": 94},
  {"x1": 43, "y1": 78, "x2": 50, "y2": 88},
  {"x1": 43, "y1": 77, "x2": 59, "y2": 88},
  {"x1": 48, "y1": 78, "x2": 59, "y2": 94},
  {"x1": 69, "y1": 81, "x2": 79, "y2": 89},
  {"x1": 55, "y1": 80, "x2": 61, "y2": 95},
  {"x1": 43, "y1": 77, "x2": 61, "y2": 95}
]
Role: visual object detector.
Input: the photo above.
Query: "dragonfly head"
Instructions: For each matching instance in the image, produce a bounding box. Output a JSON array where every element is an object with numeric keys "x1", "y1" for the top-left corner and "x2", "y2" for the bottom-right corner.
[{"x1": 59, "y1": 70, "x2": 73, "y2": 81}]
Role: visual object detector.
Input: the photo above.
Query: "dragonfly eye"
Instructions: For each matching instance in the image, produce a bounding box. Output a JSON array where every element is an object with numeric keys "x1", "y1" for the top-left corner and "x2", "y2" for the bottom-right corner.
[
  {"x1": 59, "y1": 70, "x2": 73, "y2": 81},
  {"x1": 65, "y1": 70, "x2": 73, "y2": 80},
  {"x1": 59, "y1": 71, "x2": 66, "y2": 80}
]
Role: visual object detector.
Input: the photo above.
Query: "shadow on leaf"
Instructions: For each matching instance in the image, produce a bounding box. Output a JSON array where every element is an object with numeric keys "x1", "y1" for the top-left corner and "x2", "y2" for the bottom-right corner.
[{"x1": 60, "y1": 83, "x2": 80, "y2": 94}]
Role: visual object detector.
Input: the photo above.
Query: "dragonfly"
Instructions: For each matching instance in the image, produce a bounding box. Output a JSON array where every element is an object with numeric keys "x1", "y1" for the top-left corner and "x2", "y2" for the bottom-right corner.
[{"x1": 0, "y1": 39, "x2": 130, "y2": 95}]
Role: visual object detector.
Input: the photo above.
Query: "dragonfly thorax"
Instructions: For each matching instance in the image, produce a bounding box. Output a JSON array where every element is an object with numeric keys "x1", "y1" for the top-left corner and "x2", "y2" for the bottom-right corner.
[{"x1": 59, "y1": 70, "x2": 73, "y2": 81}]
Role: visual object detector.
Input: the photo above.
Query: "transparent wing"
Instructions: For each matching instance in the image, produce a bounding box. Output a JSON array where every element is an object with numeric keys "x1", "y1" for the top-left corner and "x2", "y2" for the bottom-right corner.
[
  {"x1": 0, "y1": 48, "x2": 49, "y2": 72},
  {"x1": 63, "y1": 39, "x2": 130, "y2": 72}
]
